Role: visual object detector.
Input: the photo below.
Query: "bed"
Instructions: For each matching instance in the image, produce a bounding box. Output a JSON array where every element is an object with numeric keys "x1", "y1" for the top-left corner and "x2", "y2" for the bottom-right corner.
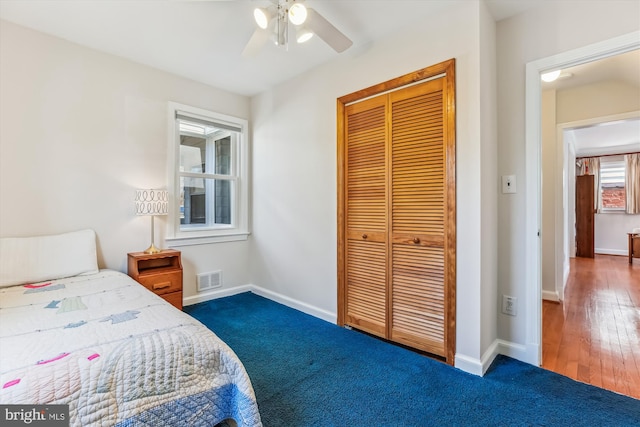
[{"x1": 0, "y1": 230, "x2": 262, "y2": 427}]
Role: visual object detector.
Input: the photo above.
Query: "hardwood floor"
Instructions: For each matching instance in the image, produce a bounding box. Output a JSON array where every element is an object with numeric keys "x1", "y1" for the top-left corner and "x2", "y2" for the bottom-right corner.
[{"x1": 542, "y1": 254, "x2": 640, "y2": 399}]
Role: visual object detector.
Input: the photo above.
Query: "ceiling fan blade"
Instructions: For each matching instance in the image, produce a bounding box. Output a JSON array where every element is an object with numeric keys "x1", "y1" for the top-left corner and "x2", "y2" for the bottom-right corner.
[
  {"x1": 306, "y1": 8, "x2": 353, "y2": 53},
  {"x1": 242, "y1": 28, "x2": 270, "y2": 57}
]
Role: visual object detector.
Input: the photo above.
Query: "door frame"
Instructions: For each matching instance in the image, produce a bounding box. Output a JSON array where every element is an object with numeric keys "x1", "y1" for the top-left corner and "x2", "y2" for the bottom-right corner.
[{"x1": 524, "y1": 31, "x2": 639, "y2": 365}]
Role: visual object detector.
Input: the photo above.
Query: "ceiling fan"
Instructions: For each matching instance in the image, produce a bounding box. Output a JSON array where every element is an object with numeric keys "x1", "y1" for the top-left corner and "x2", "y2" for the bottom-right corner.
[{"x1": 242, "y1": 0, "x2": 353, "y2": 57}]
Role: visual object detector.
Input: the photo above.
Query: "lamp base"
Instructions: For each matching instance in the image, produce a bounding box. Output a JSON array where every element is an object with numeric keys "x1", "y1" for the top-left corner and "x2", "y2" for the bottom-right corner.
[{"x1": 143, "y1": 243, "x2": 163, "y2": 254}]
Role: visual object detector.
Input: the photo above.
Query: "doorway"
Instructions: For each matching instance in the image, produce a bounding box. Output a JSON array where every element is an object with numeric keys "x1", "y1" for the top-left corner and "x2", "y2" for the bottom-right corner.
[
  {"x1": 540, "y1": 65, "x2": 640, "y2": 395},
  {"x1": 525, "y1": 32, "x2": 640, "y2": 381}
]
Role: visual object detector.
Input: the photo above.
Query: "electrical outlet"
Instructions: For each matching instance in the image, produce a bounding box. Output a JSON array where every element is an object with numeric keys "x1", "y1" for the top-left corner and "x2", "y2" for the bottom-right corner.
[{"x1": 502, "y1": 295, "x2": 517, "y2": 316}]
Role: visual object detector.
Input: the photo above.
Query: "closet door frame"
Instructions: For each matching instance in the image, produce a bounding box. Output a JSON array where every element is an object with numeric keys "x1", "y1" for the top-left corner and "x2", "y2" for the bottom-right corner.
[{"x1": 337, "y1": 59, "x2": 457, "y2": 364}]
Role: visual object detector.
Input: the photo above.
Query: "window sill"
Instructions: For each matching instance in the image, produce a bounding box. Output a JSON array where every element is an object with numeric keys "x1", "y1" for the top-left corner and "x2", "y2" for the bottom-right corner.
[{"x1": 165, "y1": 231, "x2": 250, "y2": 247}]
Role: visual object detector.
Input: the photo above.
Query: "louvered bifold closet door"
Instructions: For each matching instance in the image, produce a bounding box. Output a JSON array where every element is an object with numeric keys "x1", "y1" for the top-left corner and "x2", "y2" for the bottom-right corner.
[
  {"x1": 344, "y1": 96, "x2": 388, "y2": 337},
  {"x1": 389, "y1": 78, "x2": 447, "y2": 356}
]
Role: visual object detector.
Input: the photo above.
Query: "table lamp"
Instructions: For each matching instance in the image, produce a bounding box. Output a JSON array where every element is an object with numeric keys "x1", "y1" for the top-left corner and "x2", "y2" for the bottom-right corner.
[{"x1": 135, "y1": 189, "x2": 169, "y2": 254}]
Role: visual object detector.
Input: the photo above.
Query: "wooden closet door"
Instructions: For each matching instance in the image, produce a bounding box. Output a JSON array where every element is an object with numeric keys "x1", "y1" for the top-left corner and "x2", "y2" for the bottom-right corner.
[
  {"x1": 343, "y1": 96, "x2": 388, "y2": 337},
  {"x1": 576, "y1": 174, "x2": 595, "y2": 258},
  {"x1": 338, "y1": 59, "x2": 456, "y2": 364},
  {"x1": 389, "y1": 78, "x2": 448, "y2": 356}
]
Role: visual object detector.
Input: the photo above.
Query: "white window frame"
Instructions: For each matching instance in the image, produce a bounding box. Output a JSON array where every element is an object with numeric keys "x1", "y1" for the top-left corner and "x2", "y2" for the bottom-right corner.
[
  {"x1": 600, "y1": 159, "x2": 626, "y2": 212},
  {"x1": 166, "y1": 102, "x2": 249, "y2": 245}
]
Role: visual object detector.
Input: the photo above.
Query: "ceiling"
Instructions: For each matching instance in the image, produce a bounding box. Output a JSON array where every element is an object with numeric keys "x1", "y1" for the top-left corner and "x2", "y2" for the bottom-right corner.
[
  {"x1": 566, "y1": 118, "x2": 640, "y2": 158},
  {"x1": 545, "y1": 49, "x2": 640, "y2": 157},
  {"x1": 0, "y1": 0, "x2": 539, "y2": 96},
  {"x1": 1, "y1": 0, "x2": 637, "y2": 156}
]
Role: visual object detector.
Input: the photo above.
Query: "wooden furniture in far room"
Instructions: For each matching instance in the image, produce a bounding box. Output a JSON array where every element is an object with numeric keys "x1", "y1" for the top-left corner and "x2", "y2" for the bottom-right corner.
[
  {"x1": 629, "y1": 232, "x2": 640, "y2": 264},
  {"x1": 575, "y1": 174, "x2": 594, "y2": 258},
  {"x1": 128, "y1": 249, "x2": 183, "y2": 310}
]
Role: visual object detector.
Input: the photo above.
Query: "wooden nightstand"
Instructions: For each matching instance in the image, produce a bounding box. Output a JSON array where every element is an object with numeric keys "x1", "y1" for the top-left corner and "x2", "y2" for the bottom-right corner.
[{"x1": 127, "y1": 249, "x2": 183, "y2": 310}]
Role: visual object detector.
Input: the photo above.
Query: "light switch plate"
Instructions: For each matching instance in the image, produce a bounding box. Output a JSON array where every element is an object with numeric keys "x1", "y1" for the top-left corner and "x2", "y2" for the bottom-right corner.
[{"x1": 502, "y1": 175, "x2": 516, "y2": 194}]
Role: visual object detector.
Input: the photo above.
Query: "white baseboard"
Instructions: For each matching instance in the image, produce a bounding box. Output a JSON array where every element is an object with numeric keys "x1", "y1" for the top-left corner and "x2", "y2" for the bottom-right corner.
[
  {"x1": 250, "y1": 286, "x2": 337, "y2": 324},
  {"x1": 595, "y1": 248, "x2": 627, "y2": 256},
  {"x1": 454, "y1": 340, "x2": 500, "y2": 377},
  {"x1": 498, "y1": 339, "x2": 539, "y2": 366},
  {"x1": 183, "y1": 284, "x2": 338, "y2": 324},
  {"x1": 454, "y1": 353, "x2": 484, "y2": 376},
  {"x1": 542, "y1": 290, "x2": 559, "y2": 302},
  {"x1": 455, "y1": 338, "x2": 539, "y2": 377},
  {"x1": 183, "y1": 285, "x2": 254, "y2": 306}
]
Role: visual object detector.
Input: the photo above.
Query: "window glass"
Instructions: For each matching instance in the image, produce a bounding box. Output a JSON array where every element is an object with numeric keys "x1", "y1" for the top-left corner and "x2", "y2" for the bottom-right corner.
[
  {"x1": 180, "y1": 178, "x2": 233, "y2": 226},
  {"x1": 600, "y1": 160, "x2": 625, "y2": 210},
  {"x1": 167, "y1": 102, "x2": 249, "y2": 244},
  {"x1": 178, "y1": 118, "x2": 236, "y2": 230}
]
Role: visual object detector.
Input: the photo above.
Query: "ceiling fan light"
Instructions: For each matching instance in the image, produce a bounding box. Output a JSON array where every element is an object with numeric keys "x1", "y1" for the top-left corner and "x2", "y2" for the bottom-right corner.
[
  {"x1": 296, "y1": 27, "x2": 313, "y2": 43},
  {"x1": 288, "y1": 3, "x2": 307, "y2": 26},
  {"x1": 254, "y1": 7, "x2": 270, "y2": 29},
  {"x1": 541, "y1": 69, "x2": 561, "y2": 82}
]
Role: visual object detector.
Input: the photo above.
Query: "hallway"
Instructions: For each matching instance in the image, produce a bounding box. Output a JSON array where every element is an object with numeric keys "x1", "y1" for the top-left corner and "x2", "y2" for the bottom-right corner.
[{"x1": 542, "y1": 255, "x2": 640, "y2": 399}]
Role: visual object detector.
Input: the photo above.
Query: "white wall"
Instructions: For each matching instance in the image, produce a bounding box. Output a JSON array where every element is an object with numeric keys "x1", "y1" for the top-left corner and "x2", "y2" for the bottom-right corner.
[
  {"x1": 478, "y1": 0, "x2": 499, "y2": 366},
  {"x1": 557, "y1": 81, "x2": 640, "y2": 123},
  {"x1": 567, "y1": 140, "x2": 577, "y2": 258},
  {"x1": 497, "y1": 0, "x2": 640, "y2": 353},
  {"x1": 0, "y1": 20, "x2": 252, "y2": 298},
  {"x1": 595, "y1": 214, "x2": 640, "y2": 255},
  {"x1": 250, "y1": 1, "x2": 495, "y2": 372}
]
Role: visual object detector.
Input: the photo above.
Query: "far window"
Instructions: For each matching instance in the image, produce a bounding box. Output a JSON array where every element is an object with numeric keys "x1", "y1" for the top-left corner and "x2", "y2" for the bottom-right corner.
[
  {"x1": 167, "y1": 102, "x2": 249, "y2": 245},
  {"x1": 600, "y1": 160, "x2": 625, "y2": 210}
]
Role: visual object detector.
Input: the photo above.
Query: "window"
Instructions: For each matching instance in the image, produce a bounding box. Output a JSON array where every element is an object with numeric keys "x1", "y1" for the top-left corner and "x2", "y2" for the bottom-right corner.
[
  {"x1": 600, "y1": 160, "x2": 625, "y2": 211},
  {"x1": 167, "y1": 102, "x2": 249, "y2": 244}
]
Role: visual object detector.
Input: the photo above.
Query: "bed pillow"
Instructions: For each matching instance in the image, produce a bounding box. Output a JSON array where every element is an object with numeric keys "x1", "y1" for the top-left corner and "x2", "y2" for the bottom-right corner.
[{"x1": 0, "y1": 229, "x2": 99, "y2": 287}]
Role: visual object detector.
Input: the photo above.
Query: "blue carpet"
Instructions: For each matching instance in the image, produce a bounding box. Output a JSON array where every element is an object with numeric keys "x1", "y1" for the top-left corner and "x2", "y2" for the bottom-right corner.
[{"x1": 184, "y1": 292, "x2": 640, "y2": 426}]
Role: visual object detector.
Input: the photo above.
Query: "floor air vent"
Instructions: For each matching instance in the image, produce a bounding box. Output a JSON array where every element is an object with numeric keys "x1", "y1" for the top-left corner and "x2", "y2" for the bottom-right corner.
[{"x1": 197, "y1": 270, "x2": 222, "y2": 292}]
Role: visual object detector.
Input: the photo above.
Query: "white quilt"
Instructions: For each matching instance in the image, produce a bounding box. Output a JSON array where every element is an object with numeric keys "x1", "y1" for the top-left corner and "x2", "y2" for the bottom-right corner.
[{"x1": 0, "y1": 270, "x2": 262, "y2": 426}]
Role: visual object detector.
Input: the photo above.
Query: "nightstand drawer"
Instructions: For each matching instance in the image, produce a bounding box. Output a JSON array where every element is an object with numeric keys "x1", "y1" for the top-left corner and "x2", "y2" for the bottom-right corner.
[
  {"x1": 137, "y1": 271, "x2": 182, "y2": 296},
  {"x1": 162, "y1": 291, "x2": 183, "y2": 310}
]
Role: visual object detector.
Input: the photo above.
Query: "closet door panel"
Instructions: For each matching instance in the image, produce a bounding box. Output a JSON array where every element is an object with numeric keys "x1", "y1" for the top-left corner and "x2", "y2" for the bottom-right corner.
[
  {"x1": 344, "y1": 96, "x2": 388, "y2": 337},
  {"x1": 389, "y1": 78, "x2": 447, "y2": 356},
  {"x1": 346, "y1": 240, "x2": 386, "y2": 335},
  {"x1": 391, "y1": 244, "x2": 445, "y2": 355}
]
